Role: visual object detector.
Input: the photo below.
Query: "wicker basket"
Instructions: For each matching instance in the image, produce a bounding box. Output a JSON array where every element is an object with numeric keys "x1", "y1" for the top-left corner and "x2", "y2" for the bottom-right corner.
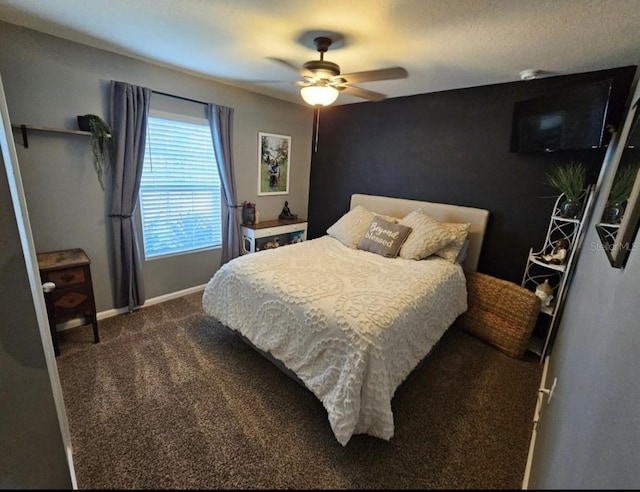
[{"x1": 456, "y1": 272, "x2": 541, "y2": 359}]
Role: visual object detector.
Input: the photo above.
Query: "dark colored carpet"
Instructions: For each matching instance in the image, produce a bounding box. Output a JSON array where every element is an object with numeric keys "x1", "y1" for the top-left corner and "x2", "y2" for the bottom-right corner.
[{"x1": 55, "y1": 291, "x2": 542, "y2": 489}]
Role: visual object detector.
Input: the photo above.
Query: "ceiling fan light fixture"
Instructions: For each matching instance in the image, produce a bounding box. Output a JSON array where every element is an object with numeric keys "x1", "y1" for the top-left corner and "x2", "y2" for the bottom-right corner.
[{"x1": 300, "y1": 84, "x2": 339, "y2": 106}]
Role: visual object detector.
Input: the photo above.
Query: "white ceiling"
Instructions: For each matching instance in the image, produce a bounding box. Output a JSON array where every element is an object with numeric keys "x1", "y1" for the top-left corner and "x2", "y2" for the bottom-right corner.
[{"x1": 1, "y1": 0, "x2": 640, "y2": 106}]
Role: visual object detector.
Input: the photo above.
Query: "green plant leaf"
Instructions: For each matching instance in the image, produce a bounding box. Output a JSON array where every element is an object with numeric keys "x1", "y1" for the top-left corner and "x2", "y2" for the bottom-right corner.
[
  {"x1": 607, "y1": 163, "x2": 639, "y2": 206},
  {"x1": 545, "y1": 161, "x2": 586, "y2": 202},
  {"x1": 84, "y1": 114, "x2": 113, "y2": 190}
]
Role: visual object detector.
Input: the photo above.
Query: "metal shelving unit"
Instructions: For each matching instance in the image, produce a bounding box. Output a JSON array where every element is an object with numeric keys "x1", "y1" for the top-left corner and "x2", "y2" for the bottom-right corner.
[{"x1": 521, "y1": 186, "x2": 595, "y2": 360}]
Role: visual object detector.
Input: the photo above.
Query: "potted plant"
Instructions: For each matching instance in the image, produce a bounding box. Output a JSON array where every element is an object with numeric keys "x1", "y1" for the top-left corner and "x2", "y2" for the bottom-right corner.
[
  {"x1": 603, "y1": 163, "x2": 639, "y2": 223},
  {"x1": 545, "y1": 161, "x2": 586, "y2": 218},
  {"x1": 77, "y1": 114, "x2": 113, "y2": 190}
]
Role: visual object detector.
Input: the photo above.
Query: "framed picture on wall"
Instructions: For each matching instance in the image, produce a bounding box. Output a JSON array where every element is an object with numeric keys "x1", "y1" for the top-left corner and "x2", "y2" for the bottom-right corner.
[{"x1": 258, "y1": 132, "x2": 290, "y2": 196}]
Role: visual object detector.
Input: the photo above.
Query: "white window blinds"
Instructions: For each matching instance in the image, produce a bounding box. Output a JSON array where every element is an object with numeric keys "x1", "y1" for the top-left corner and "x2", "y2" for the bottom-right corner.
[{"x1": 139, "y1": 115, "x2": 222, "y2": 259}]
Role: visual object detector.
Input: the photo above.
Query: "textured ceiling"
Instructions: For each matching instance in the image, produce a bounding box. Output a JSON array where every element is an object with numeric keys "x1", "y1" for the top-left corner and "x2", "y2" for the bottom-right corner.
[{"x1": 0, "y1": 0, "x2": 639, "y2": 106}]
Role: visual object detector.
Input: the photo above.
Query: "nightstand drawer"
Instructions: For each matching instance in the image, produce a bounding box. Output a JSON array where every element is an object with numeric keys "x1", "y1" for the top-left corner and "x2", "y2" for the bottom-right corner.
[
  {"x1": 51, "y1": 289, "x2": 93, "y2": 317},
  {"x1": 46, "y1": 266, "x2": 86, "y2": 287},
  {"x1": 254, "y1": 223, "x2": 307, "y2": 238}
]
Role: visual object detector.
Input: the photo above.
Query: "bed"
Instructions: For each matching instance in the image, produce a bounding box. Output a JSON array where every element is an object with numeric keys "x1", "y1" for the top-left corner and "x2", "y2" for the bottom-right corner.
[{"x1": 202, "y1": 194, "x2": 489, "y2": 446}]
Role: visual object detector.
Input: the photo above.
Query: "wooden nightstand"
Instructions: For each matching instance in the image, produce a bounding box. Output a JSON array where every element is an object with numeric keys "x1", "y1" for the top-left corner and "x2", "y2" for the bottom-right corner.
[{"x1": 37, "y1": 248, "x2": 99, "y2": 356}]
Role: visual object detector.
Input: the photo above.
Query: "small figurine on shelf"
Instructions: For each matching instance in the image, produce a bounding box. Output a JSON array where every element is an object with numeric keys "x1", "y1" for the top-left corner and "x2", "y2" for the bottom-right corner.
[
  {"x1": 541, "y1": 238, "x2": 569, "y2": 265},
  {"x1": 278, "y1": 200, "x2": 298, "y2": 220},
  {"x1": 535, "y1": 279, "x2": 555, "y2": 307}
]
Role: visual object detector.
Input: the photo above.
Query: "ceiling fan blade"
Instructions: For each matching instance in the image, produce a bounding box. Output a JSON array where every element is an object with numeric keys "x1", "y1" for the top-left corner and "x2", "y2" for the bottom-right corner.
[
  {"x1": 267, "y1": 57, "x2": 315, "y2": 79},
  {"x1": 338, "y1": 67, "x2": 408, "y2": 84},
  {"x1": 338, "y1": 84, "x2": 387, "y2": 102}
]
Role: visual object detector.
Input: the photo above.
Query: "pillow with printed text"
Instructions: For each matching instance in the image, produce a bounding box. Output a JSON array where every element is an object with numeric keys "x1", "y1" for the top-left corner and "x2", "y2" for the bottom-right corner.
[{"x1": 357, "y1": 217, "x2": 412, "y2": 258}]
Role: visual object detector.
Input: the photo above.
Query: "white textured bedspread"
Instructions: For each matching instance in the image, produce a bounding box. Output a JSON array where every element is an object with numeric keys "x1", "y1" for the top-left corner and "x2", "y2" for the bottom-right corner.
[{"x1": 202, "y1": 236, "x2": 467, "y2": 446}]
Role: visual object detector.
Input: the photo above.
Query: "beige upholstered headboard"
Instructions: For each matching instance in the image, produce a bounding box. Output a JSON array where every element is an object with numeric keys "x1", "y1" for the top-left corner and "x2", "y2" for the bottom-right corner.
[{"x1": 350, "y1": 194, "x2": 490, "y2": 273}]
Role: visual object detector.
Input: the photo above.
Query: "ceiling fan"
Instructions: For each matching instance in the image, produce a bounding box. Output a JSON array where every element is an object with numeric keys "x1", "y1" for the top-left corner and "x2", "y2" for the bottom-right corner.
[{"x1": 269, "y1": 36, "x2": 408, "y2": 106}]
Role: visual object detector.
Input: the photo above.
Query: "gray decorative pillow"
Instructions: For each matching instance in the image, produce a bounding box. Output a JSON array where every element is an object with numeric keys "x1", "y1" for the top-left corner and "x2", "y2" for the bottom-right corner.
[
  {"x1": 373, "y1": 212, "x2": 399, "y2": 223},
  {"x1": 398, "y1": 209, "x2": 455, "y2": 260},
  {"x1": 435, "y1": 222, "x2": 471, "y2": 263},
  {"x1": 357, "y1": 217, "x2": 412, "y2": 258},
  {"x1": 327, "y1": 205, "x2": 374, "y2": 248}
]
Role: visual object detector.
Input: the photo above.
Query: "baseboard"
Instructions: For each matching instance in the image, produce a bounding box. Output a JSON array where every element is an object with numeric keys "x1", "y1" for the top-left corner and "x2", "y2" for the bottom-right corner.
[
  {"x1": 522, "y1": 354, "x2": 551, "y2": 489},
  {"x1": 56, "y1": 284, "x2": 207, "y2": 332}
]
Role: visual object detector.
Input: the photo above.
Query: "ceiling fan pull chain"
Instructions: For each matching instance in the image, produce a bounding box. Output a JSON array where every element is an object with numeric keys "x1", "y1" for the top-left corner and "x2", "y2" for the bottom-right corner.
[{"x1": 314, "y1": 107, "x2": 320, "y2": 152}]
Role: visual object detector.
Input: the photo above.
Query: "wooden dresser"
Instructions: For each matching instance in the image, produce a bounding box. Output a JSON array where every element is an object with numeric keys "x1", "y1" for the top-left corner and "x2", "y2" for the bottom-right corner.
[{"x1": 37, "y1": 248, "x2": 99, "y2": 356}]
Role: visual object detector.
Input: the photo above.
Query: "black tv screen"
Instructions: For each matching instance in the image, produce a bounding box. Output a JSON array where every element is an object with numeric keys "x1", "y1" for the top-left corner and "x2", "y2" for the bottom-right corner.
[{"x1": 510, "y1": 79, "x2": 612, "y2": 153}]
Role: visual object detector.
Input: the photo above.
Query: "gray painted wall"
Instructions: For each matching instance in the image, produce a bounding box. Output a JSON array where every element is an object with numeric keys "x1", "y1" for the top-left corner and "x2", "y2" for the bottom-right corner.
[
  {"x1": 528, "y1": 81, "x2": 640, "y2": 488},
  {"x1": 0, "y1": 21, "x2": 313, "y2": 311},
  {"x1": 0, "y1": 102, "x2": 73, "y2": 488}
]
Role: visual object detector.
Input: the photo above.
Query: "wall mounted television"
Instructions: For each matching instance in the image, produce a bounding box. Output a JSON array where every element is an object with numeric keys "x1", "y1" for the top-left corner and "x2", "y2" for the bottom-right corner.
[{"x1": 510, "y1": 79, "x2": 613, "y2": 153}]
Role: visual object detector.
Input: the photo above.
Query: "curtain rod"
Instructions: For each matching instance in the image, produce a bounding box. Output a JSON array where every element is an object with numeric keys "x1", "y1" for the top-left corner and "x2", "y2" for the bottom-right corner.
[{"x1": 151, "y1": 89, "x2": 208, "y2": 106}]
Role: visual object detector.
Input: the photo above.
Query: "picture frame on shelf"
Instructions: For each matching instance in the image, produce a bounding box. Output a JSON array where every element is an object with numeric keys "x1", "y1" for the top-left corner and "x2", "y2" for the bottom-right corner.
[{"x1": 258, "y1": 132, "x2": 290, "y2": 196}]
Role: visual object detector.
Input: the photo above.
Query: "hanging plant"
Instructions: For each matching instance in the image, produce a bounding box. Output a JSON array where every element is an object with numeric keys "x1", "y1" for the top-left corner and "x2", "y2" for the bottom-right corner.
[{"x1": 78, "y1": 114, "x2": 113, "y2": 190}]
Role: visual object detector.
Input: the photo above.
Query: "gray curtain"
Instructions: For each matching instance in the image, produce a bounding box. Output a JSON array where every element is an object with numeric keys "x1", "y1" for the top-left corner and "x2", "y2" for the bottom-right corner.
[
  {"x1": 109, "y1": 81, "x2": 151, "y2": 311},
  {"x1": 207, "y1": 103, "x2": 240, "y2": 264}
]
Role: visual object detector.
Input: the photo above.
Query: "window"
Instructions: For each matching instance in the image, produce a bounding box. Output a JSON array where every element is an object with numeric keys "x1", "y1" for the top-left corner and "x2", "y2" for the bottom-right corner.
[{"x1": 139, "y1": 114, "x2": 221, "y2": 259}]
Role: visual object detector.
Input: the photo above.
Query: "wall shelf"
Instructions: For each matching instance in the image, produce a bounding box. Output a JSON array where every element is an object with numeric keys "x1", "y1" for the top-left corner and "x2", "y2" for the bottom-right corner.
[{"x1": 10, "y1": 124, "x2": 110, "y2": 148}]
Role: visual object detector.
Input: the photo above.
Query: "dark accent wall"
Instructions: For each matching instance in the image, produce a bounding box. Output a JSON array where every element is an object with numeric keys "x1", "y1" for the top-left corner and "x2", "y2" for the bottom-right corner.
[{"x1": 308, "y1": 66, "x2": 636, "y2": 283}]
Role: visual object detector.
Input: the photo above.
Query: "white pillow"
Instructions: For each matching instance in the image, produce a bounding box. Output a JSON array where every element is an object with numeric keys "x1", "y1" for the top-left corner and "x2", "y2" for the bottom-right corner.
[
  {"x1": 327, "y1": 205, "x2": 374, "y2": 248},
  {"x1": 398, "y1": 209, "x2": 455, "y2": 260},
  {"x1": 435, "y1": 222, "x2": 471, "y2": 263}
]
